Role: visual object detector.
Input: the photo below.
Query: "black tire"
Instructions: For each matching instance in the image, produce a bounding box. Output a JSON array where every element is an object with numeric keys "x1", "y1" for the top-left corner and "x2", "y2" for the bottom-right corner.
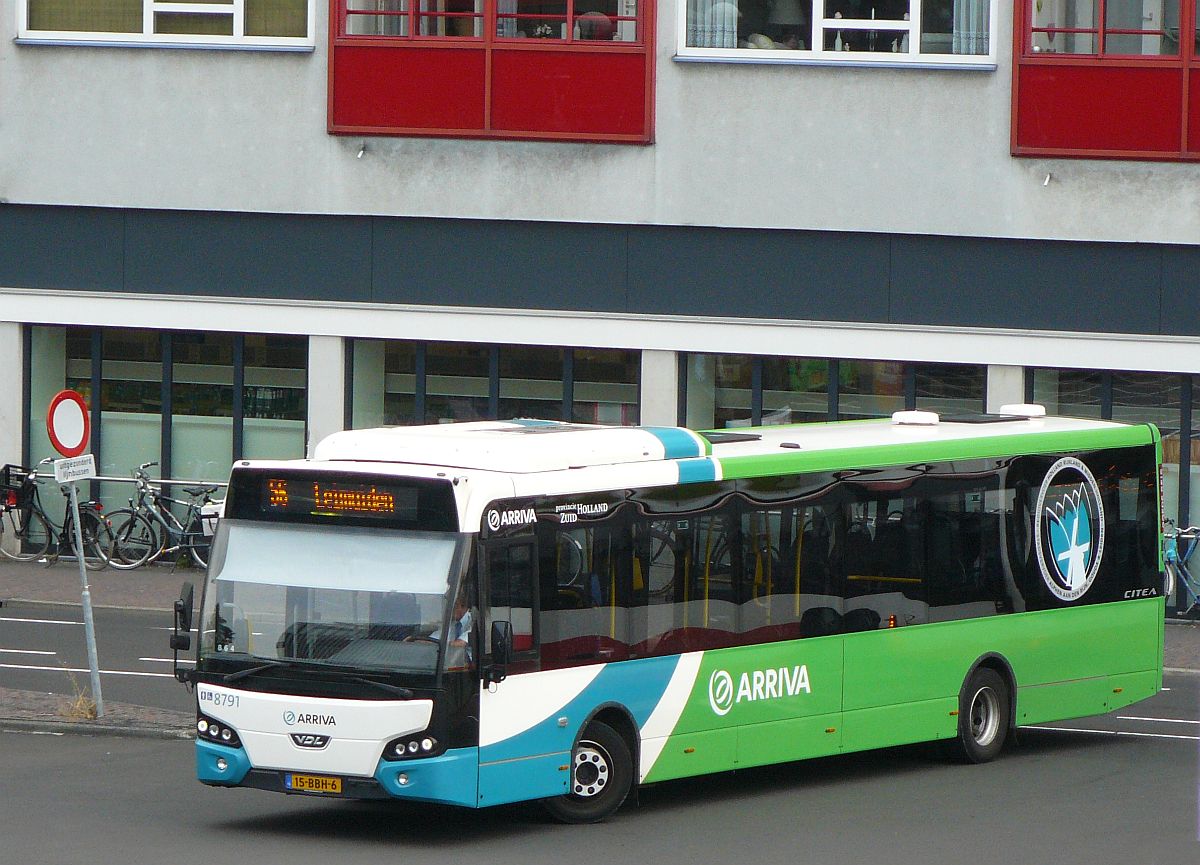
[
  {"x1": 947, "y1": 667, "x2": 1010, "y2": 764},
  {"x1": 0, "y1": 508, "x2": 52, "y2": 561},
  {"x1": 187, "y1": 516, "x2": 211, "y2": 569},
  {"x1": 107, "y1": 510, "x2": 160, "y2": 570},
  {"x1": 542, "y1": 721, "x2": 633, "y2": 824},
  {"x1": 73, "y1": 510, "x2": 114, "y2": 571}
]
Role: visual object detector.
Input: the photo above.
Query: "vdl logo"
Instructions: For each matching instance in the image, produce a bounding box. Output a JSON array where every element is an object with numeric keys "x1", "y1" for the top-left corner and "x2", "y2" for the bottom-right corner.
[{"x1": 1034, "y1": 456, "x2": 1106, "y2": 602}]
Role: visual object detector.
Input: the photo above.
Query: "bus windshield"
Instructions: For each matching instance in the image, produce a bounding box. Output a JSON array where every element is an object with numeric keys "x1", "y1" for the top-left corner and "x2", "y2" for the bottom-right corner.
[{"x1": 199, "y1": 520, "x2": 470, "y2": 676}]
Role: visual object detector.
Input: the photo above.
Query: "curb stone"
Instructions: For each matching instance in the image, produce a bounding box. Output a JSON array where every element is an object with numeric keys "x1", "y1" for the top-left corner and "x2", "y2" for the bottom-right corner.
[{"x1": 0, "y1": 717, "x2": 193, "y2": 740}]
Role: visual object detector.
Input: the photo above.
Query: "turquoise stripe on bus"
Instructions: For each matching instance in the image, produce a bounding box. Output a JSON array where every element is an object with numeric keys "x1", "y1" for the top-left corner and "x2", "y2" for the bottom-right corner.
[
  {"x1": 677, "y1": 457, "x2": 718, "y2": 484},
  {"x1": 480, "y1": 655, "x2": 682, "y2": 766},
  {"x1": 642, "y1": 427, "x2": 705, "y2": 459}
]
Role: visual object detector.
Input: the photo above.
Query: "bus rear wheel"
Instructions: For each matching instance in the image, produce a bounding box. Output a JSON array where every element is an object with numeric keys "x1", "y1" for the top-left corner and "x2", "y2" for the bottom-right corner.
[
  {"x1": 542, "y1": 721, "x2": 632, "y2": 824},
  {"x1": 948, "y1": 667, "x2": 1010, "y2": 764}
]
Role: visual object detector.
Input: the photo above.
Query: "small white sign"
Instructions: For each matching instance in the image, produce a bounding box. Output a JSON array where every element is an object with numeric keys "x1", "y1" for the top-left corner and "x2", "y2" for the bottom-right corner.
[{"x1": 54, "y1": 454, "x2": 97, "y2": 484}]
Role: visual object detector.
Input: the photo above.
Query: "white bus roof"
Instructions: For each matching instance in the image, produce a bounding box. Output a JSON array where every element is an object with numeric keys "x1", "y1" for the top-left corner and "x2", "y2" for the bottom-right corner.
[{"x1": 310, "y1": 412, "x2": 1153, "y2": 476}]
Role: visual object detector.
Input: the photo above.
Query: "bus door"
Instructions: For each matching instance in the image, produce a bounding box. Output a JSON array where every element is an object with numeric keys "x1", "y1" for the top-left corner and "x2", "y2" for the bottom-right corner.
[{"x1": 477, "y1": 539, "x2": 572, "y2": 806}]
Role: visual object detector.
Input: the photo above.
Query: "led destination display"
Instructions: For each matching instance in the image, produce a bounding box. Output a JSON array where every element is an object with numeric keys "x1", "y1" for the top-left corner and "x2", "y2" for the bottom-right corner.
[{"x1": 227, "y1": 469, "x2": 459, "y2": 532}]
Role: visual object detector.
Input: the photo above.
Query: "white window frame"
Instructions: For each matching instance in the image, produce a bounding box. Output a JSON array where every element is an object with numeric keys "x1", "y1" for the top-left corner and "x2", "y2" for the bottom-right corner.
[
  {"x1": 674, "y1": 0, "x2": 998, "y2": 69},
  {"x1": 15, "y1": 0, "x2": 317, "y2": 50}
]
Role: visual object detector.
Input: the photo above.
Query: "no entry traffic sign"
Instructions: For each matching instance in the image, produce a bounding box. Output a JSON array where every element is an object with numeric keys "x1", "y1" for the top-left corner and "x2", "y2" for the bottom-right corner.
[{"x1": 47, "y1": 390, "x2": 91, "y2": 458}]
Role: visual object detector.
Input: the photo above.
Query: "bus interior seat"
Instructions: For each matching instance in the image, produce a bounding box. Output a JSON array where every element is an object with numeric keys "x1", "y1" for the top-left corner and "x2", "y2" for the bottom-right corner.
[
  {"x1": 842, "y1": 607, "x2": 882, "y2": 632},
  {"x1": 800, "y1": 606, "x2": 842, "y2": 637}
]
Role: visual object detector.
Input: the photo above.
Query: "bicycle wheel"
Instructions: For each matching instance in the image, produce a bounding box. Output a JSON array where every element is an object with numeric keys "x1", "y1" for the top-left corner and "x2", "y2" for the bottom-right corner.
[
  {"x1": 187, "y1": 516, "x2": 211, "y2": 569},
  {"x1": 107, "y1": 510, "x2": 160, "y2": 570},
  {"x1": 72, "y1": 510, "x2": 114, "y2": 571},
  {"x1": 0, "y1": 507, "x2": 52, "y2": 562}
]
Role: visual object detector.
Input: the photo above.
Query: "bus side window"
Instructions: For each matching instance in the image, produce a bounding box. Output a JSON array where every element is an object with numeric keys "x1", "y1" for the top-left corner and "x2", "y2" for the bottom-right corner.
[{"x1": 487, "y1": 543, "x2": 536, "y2": 655}]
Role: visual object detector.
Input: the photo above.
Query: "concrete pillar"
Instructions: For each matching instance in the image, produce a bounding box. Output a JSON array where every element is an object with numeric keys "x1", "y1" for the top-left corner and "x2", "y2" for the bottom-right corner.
[
  {"x1": 307, "y1": 336, "x2": 346, "y2": 457},
  {"x1": 351, "y1": 339, "x2": 386, "y2": 429},
  {"x1": 0, "y1": 322, "x2": 24, "y2": 470},
  {"x1": 639, "y1": 350, "x2": 679, "y2": 426},
  {"x1": 986, "y1": 365, "x2": 1026, "y2": 414},
  {"x1": 0, "y1": 322, "x2": 24, "y2": 556}
]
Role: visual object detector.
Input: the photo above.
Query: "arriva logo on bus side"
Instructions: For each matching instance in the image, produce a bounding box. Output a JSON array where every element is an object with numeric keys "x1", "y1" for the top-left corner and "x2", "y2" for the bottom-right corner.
[
  {"x1": 707, "y1": 665, "x2": 812, "y2": 716},
  {"x1": 486, "y1": 507, "x2": 537, "y2": 531}
]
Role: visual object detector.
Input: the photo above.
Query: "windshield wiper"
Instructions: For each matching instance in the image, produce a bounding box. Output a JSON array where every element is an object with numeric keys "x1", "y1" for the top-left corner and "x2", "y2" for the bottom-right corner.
[
  {"x1": 221, "y1": 658, "x2": 413, "y2": 698},
  {"x1": 336, "y1": 674, "x2": 413, "y2": 699},
  {"x1": 223, "y1": 659, "x2": 289, "y2": 683}
]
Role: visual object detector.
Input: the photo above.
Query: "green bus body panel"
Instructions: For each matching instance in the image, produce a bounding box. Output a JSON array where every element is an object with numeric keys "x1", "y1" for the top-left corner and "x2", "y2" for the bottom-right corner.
[
  {"x1": 642, "y1": 597, "x2": 1162, "y2": 785},
  {"x1": 716, "y1": 425, "x2": 1156, "y2": 480}
]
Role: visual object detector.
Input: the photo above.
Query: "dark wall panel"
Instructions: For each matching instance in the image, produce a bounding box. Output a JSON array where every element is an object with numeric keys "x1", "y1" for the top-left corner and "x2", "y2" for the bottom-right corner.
[
  {"x1": 891, "y1": 236, "x2": 1162, "y2": 334},
  {"x1": 0, "y1": 205, "x2": 123, "y2": 293},
  {"x1": 371, "y1": 218, "x2": 627, "y2": 311},
  {"x1": 123, "y1": 210, "x2": 373, "y2": 302},
  {"x1": 1161, "y1": 245, "x2": 1200, "y2": 336},
  {"x1": 1, "y1": 203, "x2": 1196, "y2": 341},
  {"x1": 627, "y1": 227, "x2": 890, "y2": 321}
]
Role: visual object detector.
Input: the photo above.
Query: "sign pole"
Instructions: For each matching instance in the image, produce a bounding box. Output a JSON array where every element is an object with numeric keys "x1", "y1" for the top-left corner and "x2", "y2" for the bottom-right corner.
[
  {"x1": 67, "y1": 480, "x2": 104, "y2": 718},
  {"x1": 46, "y1": 390, "x2": 103, "y2": 719}
]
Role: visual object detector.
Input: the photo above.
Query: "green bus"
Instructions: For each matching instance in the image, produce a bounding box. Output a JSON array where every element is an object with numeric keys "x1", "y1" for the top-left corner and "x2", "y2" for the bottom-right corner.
[{"x1": 183, "y1": 407, "x2": 1164, "y2": 823}]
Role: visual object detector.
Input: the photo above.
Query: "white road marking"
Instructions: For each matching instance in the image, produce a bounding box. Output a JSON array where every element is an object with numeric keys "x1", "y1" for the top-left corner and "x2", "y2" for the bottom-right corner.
[
  {"x1": 0, "y1": 663, "x2": 174, "y2": 679},
  {"x1": 1116, "y1": 715, "x2": 1200, "y2": 725},
  {"x1": 0, "y1": 617, "x2": 81, "y2": 626},
  {"x1": 0, "y1": 648, "x2": 56, "y2": 656},
  {"x1": 138, "y1": 657, "x2": 193, "y2": 664},
  {"x1": 1024, "y1": 725, "x2": 1200, "y2": 742}
]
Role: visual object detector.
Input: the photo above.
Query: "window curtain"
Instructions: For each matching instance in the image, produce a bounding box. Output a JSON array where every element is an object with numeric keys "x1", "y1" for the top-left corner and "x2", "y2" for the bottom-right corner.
[
  {"x1": 952, "y1": 0, "x2": 988, "y2": 53},
  {"x1": 687, "y1": 0, "x2": 738, "y2": 47},
  {"x1": 497, "y1": 0, "x2": 517, "y2": 36}
]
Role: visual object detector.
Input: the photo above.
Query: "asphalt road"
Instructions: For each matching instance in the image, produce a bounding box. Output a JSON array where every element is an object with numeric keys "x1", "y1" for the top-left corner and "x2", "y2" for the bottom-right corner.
[
  {"x1": 0, "y1": 601, "x2": 192, "y2": 712},
  {"x1": 3, "y1": 679, "x2": 1197, "y2": 865}
]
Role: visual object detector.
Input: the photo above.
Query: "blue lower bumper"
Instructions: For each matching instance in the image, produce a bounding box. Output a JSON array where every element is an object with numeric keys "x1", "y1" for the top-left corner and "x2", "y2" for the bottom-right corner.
[{"x1": 194, "y1": 739, "x2": 479, "y2": 808}]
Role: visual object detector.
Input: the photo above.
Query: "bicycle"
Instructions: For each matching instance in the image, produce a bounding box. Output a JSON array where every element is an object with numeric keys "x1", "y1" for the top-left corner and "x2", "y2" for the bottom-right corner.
[
  {"x1": 106, "y1": 462, "x2": 219, "y2": 570},
  {"x1": 0, "y1": 459, "x2": 115, "y2": 569},
  {"x1": 1163, "y1": 520, "x2": 1200, "y2": 616}
]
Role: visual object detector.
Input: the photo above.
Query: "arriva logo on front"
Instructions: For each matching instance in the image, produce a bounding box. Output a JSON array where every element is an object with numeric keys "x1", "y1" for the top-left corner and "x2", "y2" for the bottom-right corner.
[{"x1": 707, "y1": 665, "x2": 811, "y2": 716}]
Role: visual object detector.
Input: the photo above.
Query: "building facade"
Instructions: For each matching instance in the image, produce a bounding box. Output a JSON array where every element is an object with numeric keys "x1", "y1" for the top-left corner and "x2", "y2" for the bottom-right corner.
[{"x1": 2, "y1": 2, "x2": 1199, "y2": 608}]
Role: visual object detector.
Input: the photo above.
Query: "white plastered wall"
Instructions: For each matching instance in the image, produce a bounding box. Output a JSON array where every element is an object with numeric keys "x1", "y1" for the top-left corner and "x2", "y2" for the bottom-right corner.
[{"x1": 0, "y1": 4, "x2": 1197, "y2": 246}]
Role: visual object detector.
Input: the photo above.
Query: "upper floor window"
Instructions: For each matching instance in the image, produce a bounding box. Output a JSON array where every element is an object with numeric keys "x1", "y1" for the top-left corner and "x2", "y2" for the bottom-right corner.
[
  {"x1": 1028, "y1": 0, "x2": 1182, "y2": 56},
  {"x1": 17, "y1": 0, "x2": 315, "y2": 49},
  {"x1": 1013, "y1": 0, "x2": 1200, "y2": 159},
  {"x1": 331, "y1": 0, "x2": 654, "y2": 142},
  {"x1": 344, "y1": 0, "x2": 639, "y2": 40},
  {"x1": 677, "y1": 0, "x2": 996, "y2": 66}
]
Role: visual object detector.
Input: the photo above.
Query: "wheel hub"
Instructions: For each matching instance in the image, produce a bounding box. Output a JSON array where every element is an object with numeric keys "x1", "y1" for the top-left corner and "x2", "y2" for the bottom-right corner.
[{"x1": 572, "y1": 741, "x2": 610, "y2": 798}]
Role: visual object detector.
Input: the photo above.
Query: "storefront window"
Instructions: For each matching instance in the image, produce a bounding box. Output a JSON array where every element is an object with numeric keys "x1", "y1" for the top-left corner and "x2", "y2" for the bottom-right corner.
[
  {"x1": 99, "y1": 328, "x2": 163, "y2": 509},
  {"x1": 914, "y1": 362, "x2": 985, "y2": 415},
  {"x1": 499, "y1": 345, "x2": 564, "y2": 420},
  {"x1": 242, "y1": 335, "x2": 307, "y2": 460},
  {"x1": 1031, "y1": 368, "x2": 1104, "y2": 418},
  {"x1": 427, "y1": 342, "x2": 491, "y2": 423},
  {"x1": 572, "y1": 348, "x2": 639, "y2": 424},
  {"x1": 762, "y1": 358, "x2": 829, "y2": 423},
  {"x1": 838, "y1": 360, "x2": 905, "y2": 420},
  {"x1": 172, "y1": 332, "x2": 235, "y2": 483}
]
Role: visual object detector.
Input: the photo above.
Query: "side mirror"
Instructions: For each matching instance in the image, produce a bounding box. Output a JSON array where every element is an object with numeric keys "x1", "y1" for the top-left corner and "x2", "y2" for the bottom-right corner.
[
  {"x1": 175, "y1": 581, "x2": 194, "y2": 633},
  {"x1": 171, "y1": 581, "x2": 195, "y2": 684},
  {"x1": 486, "y1": 620, "x2": 513, "y2": 685}
]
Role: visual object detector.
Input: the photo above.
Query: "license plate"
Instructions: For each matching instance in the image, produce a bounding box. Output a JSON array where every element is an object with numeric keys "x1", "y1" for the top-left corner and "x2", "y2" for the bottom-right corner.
[{"x1": 285, "y1": 773, "x2": 342, "y2": 794}]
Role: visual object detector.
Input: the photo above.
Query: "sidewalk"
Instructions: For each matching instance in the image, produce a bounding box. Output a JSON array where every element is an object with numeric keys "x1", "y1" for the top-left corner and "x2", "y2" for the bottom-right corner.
[{"x1": 2, "y1": 556, "x2": 1198, "y2": 740}]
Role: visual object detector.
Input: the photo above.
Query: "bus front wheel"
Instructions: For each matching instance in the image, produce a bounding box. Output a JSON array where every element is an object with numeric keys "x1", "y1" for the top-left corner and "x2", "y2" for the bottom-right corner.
[
  {"x1": 948, "y1": 667, "x2": 1010, "y2": 764},
  {"x1": 542, "y1": 721, "x2": 632, "y2": 824}
]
